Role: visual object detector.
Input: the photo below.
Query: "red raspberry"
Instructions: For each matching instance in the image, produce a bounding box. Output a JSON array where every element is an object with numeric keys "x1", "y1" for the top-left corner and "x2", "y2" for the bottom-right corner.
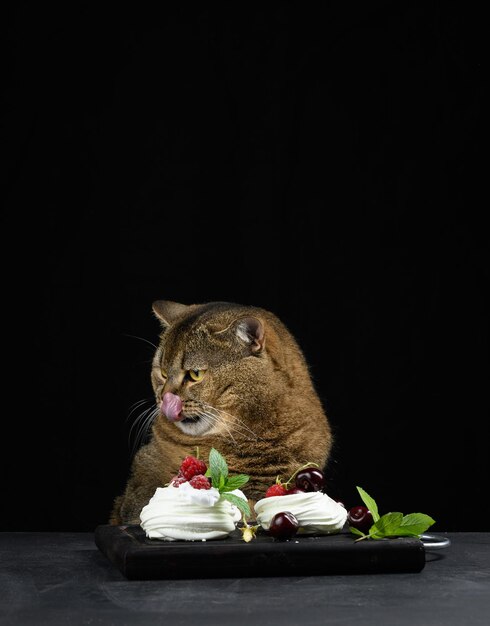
[
  {"x1": 265, "y1": 484, "x2": 287, "y2": 497},
  {"x1": 169, "y1": 475, "x2": 187, "y2": 487},
  {"x1": 189, "y1": 474, "x2": 211, "y2": 490},
  {"x1": 179, "y1": 455, "x2": 207, "y2": 480}
]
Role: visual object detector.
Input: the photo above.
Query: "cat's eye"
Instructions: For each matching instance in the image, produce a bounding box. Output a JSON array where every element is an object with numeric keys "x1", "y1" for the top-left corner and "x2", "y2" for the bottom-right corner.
[
  {"x1": 188, "y1": 369, "x2": 205, "y2": 382},
  {"x1": 161, "y1": 368, "x2": 168, "y2": 379}
]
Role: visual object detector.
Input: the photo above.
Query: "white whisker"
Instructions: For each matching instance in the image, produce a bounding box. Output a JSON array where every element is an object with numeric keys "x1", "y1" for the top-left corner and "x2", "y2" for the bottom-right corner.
[
  {"x1": 128, "y1": 403, "x2": 159, "y2": 457},
  {"x1": 126, "y1": 398, "x2": 151, "y2": 421},
  {"x1": 200, "y1": 402, "x2": 260, "y2": 440},
  {"x1": 128, "y1": 404, "x2": 154, "y2": 439},
  {"x1": 199, "y1": 410, "x2": 237, "y2": 444},
  {"x1": 198, "y1": 403, "x2": 260, "y2": 442},
  {"x1": 123, "y1": 333, "x2": 158, "y2": 350},
  {"x1": 197, "y1": 401, "x2": 299, "y2": 466}
]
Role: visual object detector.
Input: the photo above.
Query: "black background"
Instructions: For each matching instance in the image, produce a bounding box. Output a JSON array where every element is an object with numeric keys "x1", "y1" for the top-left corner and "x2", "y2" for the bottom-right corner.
[{"x1": 4, "y1": 3, "x2": 487, "y2": 532}]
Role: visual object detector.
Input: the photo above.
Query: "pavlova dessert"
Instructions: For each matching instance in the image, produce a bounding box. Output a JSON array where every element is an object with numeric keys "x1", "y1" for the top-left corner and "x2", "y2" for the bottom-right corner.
[
  {"x1": 140, "y1": 448, "x2": 249, "y2": 541},
  {"x1": 253, "y1": 464, "x2": 347, "y2": 539}
]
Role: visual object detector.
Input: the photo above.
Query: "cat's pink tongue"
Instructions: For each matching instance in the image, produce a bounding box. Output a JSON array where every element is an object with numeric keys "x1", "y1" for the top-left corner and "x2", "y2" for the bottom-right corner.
[{"x1": 161, "y1": 392, "x2": 183, "y2": 422}]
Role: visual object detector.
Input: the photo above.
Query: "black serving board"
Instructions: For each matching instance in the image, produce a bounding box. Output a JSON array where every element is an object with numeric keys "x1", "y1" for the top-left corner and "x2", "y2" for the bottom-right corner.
[{"x1": 94, "y1": 524, "x2": 426, "y2": 580}]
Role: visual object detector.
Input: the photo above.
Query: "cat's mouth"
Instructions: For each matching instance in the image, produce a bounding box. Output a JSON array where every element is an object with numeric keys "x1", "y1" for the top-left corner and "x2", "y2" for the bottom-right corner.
[
  {"x1": 161, "y1": 392, "x2": 214, "y2": 435},
  {"x1": 180, "y1": 414, "x2": 200, "y2": 425},
  {"x1": 175, "y1": 410, "x2": 215, "y2": 436}
]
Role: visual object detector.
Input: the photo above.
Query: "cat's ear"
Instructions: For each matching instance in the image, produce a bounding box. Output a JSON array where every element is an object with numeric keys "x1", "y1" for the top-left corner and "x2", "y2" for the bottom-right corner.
[
  {"x1": 152, "y1": 300, "x2": 189, "y2": 328},
  {"x1": 236, "y1": 316, "x2": 265, "y2": 353}
]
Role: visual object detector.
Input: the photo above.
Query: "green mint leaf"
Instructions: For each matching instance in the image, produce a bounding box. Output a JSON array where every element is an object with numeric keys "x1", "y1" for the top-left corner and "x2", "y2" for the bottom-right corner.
[
  {"x1": 349, "y1": 526, "x2": 366, "y2": 538},
  {"x1": 394, "y1": 513, "x2": 436, "y2": 536},
  {"x1": 204, "y1": 468, "x2": 212, "y2": 478},
  {"x1": 220, "y1": 492, "x2": 251, "y2": 518},
  {"x1": 209, "y1": 448, "x2": 228, "y2": 488},
  {"x1": 356, "y1": 486, "x2": 380, "y2": 522},
  {"x1": 369, "y1": 512, "x2": 403, "y2": 538},
  {"x1": 221, "y1": 474, "x2": 250, "y2": 492},
  {"x1": 350, "y1": 487, "x2": 435, "y2": 541},
  {"x1": 209, "y1": 462, "x2": 220, "y2": 488},
  {"x1": 209, "y1": 448, "x2": 228, "y2": 478}
]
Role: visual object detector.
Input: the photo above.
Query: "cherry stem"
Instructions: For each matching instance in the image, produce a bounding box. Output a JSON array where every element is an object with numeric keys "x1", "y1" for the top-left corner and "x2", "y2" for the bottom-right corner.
[{"x1": 283, "y1": 462, "x2": 320, "y2": 488}]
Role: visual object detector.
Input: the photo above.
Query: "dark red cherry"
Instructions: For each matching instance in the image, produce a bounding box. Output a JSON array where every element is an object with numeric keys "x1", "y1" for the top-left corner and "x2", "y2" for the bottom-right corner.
[
  {"x1": 347, "y1": 506, "x2": 373, "y2": 533},
  {"x1": 268, "y1": 512, "x2": 299, "y2": 539},
  {"x1": 285, "y1": 487, "x2": 304, "y2": 495},
  {"x1": 295, "y1": 468, "x2": 325, "y2": 492}
]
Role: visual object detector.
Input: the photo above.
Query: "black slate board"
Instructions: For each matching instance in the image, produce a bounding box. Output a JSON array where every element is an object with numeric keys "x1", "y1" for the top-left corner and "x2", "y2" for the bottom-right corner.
[{"x1": 94, "y1": 524, "x2": 426, "y2": 579}]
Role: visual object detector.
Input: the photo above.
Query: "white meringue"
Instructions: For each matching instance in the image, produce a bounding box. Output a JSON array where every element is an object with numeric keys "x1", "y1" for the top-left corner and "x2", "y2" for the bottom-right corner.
[
  {"x1": 254, "y1": 491, "x2": 347, "y2": 534},
  {"x1": 140, "y1": 485, "x2": 247, "y2": 541}
]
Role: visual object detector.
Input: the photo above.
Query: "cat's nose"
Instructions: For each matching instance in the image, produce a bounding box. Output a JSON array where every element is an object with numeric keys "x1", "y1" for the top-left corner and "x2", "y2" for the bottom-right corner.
[{"x1": 161, "y1": 392, "x2": 183, "y2": 422}]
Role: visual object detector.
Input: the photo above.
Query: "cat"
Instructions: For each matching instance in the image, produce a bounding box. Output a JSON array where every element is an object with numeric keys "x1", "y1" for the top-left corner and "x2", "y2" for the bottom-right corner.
[{"x1": 110, "y1": 300, "x2": 333, "y2": 524}]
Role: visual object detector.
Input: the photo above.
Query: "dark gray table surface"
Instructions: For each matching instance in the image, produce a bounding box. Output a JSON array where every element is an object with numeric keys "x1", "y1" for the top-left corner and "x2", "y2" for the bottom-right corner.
[{"x1": 1, "y1": 532, "x2": 489, "y2": 626}]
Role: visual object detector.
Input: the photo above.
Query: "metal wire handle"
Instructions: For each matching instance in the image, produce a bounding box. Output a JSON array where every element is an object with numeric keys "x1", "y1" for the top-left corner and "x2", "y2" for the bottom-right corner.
[{"x1": 421, "y1": 533, "x2": 451, "y2": 549}]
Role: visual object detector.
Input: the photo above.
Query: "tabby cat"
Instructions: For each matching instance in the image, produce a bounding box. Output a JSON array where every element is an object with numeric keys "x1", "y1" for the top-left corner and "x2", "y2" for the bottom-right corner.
[{"x1": 110, "y1": 300, "x2": 333, "y2": 524}]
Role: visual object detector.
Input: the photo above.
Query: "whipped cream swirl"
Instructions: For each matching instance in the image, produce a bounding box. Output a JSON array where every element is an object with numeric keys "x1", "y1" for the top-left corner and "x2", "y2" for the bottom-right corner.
[
  {"x1": 254, "y1": 491, "x2": 347, "y2": 534},
  {"x1": 140, "y1": 484, "x2": 246, "y2": 541}
]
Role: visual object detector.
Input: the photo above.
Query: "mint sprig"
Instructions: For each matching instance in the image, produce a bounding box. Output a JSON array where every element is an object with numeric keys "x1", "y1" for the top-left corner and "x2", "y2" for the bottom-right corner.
[
  {"x1": 206, "y1": 448, "x2": 251, "y2": 518},
  {"x1": 356, "y1": 486, "x2": 380, "y2": 522},
  {"x1": 351, "y1": 486, "x2": 435, "y2": 541}
]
